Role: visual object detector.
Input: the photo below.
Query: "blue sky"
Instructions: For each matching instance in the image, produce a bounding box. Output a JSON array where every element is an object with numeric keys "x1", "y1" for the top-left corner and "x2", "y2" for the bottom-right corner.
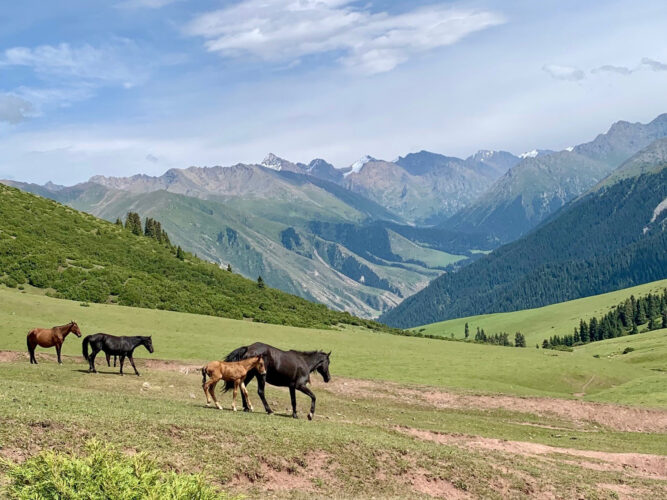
[{"x1": 1, "y1": 0, "x2": 667, "y2": 184}]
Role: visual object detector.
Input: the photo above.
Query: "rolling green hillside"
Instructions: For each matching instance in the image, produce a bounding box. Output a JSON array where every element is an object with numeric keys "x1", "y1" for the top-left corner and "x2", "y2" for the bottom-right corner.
[
  {"x1": 0, "y1": 183, "x2": 389, "y2": 330},
  {"x1": 412, "y1": 278, "x2": 667, "y2": 345},
  {"x1": 382, "y1": 166, "x2": 667, "y2": 328},
  {"x1": 1, "y1": 285, "x2": 665, "y2": 405},
  {"x1": 4, "y1": 179, "x2": 474, "y2": 318}
]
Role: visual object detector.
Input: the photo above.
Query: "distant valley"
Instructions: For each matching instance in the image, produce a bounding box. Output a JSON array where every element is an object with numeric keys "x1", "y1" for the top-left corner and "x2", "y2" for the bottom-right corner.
[{"x1": 5, "y1": 113, "x2": 667, "y2": 320}]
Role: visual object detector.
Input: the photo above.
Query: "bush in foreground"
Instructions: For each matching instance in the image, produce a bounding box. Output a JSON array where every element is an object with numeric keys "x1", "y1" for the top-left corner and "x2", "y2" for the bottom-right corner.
[{"x1": 2, "y1": 440, "x2": 231, "y2": 500}]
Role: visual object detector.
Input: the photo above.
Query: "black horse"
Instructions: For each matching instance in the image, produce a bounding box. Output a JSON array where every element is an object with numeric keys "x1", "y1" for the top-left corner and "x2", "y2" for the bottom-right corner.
[
  {"x1": 224, "y1": 342, "x2": 331, "y2": 420},
  {"x1": 82, "y1": 333, "x2": 154, "y2": 375}
]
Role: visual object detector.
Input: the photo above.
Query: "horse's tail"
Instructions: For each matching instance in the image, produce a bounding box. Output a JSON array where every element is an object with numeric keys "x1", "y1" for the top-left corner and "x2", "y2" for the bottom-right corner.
[
  {"x1": 223, "y1": 345, "x2": 248, "y2": 393},
  {"x1": 224, "y1": 345, "x2": 248, "y2": 362},
  {"x1": 82, "y1": 336, "x2": 91, "y2": 361},
  {"x1": 201, "y1": 366, "x2": 207, "y2": 386}
]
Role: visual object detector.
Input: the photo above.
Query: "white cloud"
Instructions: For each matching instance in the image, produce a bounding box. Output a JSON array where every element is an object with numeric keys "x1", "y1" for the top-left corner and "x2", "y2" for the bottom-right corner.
[
  {"x1": 591, "y1": 64, "x2": 632, "y2": 75},
  {"x1": 186, "y1": 0, "x2": 505, "y2": 74},
  {"x1": 542, "y1": 64, "x2": 585, "y2": 81},
  {"x1": 0, "y1": 94, "x2": 34, "y2": 124},
  {"x1": 0, "y1": 41, "x2": 148, "y2": 88},
  {"x1": 641, "y1": 57, "x2": 667, "y2": 71}
]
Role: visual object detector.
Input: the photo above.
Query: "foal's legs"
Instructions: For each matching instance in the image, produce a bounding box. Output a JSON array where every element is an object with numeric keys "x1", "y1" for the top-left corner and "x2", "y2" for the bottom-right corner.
[
  {"x1": 203, "y1": 376, "x2": 222, "y2": 409},
  {"x1": 232, "y1": 380, "x2": 239, "y2": 412},
  {"x1": 240, "y1": 382, "x2": 253, "y2": 412},
  {"x1": 297, "y1": 384, "x2": 317, "y2": 421}
]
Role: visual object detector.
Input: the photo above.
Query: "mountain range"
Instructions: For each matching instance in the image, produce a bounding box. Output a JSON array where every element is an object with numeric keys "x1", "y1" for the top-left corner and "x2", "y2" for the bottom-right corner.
[
  {"x1": 381, "y1": 138, "x2": 667, "y2": 327},
  {"x1": 4, "y1": 113, "x2": 667, "y2": 321}
]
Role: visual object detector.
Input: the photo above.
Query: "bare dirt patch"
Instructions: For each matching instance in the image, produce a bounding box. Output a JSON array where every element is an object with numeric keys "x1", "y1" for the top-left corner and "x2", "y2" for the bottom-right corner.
[
  {"x1": 321, "y1": 376, "x2": 667, "y2": 432},
  {"x1": 0, "y1": 351, "x2": 26, "y2": 363},
  {"x1": 399, "y1": 427, "x2": 667, "y2": 480},
  {"x1": 409, "y1": 468, "x2": 471, "y2": 499}
]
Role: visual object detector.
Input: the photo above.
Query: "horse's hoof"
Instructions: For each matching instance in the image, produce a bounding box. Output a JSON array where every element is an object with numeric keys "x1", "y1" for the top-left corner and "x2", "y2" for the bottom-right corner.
[
  {"x1": 232, "y1": 407, "x2": 237, "y2": 412},
  {"x1": 292, "y1": 414, "x2": 298, "y2": 419},
  {"x1": 308, "y1": 413, "x2": 313, "y2": 421}
]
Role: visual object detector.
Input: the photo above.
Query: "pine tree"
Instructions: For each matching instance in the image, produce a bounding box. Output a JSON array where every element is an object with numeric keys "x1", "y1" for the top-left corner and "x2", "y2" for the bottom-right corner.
[
  {"x1": 176, "y1": 246, "x2": 185, "y2": 260},
  {"x1": 115, "y1": 218, "x2": 123, "y2": 226},
  {"x1": 573, "y1": 327, "x2": 580, "y2": 344},
  {"x1": 514, "y1": 332, "x2": 526, "y2": 347},
  {"x1": 542, "y1": 339, "x2": 549, "y2": 349},
  {"x1": 589, "y1": 317, "x2": 598, "y2": 342},
  {"x1": 125, "y1": 212, "x2": 142, "y2": 236},
  {"x1": 579, "y1": 319, "x2": 589, "y2": 343},
  {"x1": 227, "y1": 264, "x2": 232, "y2": 272},
  {"x1": 662, "y1": 310, "x2": 667, "y2": 329},
  {"x1": 257, "y1": 276, "x2": 265, "y2": 289},
  {"x1": 464, "y1": 322, "x2": 469, "y2": 339}
]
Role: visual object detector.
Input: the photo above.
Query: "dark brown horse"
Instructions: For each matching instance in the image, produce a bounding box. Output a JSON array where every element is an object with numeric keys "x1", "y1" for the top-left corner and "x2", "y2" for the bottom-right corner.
[
  {"x1": 224, "y1": 342, "x2": 331, "y2": 420},
  {"x1": 26, "y1": 321, "x2": 82, "y2": 364}
]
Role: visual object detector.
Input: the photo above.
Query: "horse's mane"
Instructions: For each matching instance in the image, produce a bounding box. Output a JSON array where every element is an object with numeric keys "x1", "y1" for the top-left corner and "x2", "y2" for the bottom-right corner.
[{"x1": 292, "y1": 349, "x2": 326, "y2": 356}]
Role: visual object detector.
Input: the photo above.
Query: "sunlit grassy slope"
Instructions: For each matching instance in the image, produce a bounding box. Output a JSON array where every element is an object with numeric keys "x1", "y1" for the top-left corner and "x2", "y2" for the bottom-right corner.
[
  {"x1": 414, "y1": 278, "x2": 667, "y2": 345},
  {"x1": 1, "y1": 285, "x2": 665, "y2": 406}
]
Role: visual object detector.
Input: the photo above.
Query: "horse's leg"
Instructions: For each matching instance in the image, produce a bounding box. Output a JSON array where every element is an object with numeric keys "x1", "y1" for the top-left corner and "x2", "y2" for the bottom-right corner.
[
  {"x1": 256, "y1": 372, "x2": 273, "y2": 415},
  {"x1": 28, "y1": 338, "x2": 37, "y2": 364},
  {"x1": 297, "y1": 385, "x2": 317, "y2": 421},
  {"x1": 55, "y1": 343, "x2": 62, "y2": 364},
  {"x1": 128, "y1": 354, "x2": 140, "y2": 376},
  {"x1": 119, "y1": 355, "x2": 126, "y2": 376},
  {"x1": 289, "y1": 385, "x2": 298, "y2": 418},
  {"x1": 240, "y1": 382, "x2": 253, "y2": 412},
  {"x1": 232, "y1": 381, "x2": 239, "y2": 412},
  {"x1": 207, "y1": 378, "x2": 222, "y2": 410},
  {"x1": 113, "y1": 356, "x2": 117, "y2": 367},
  {"x1": 89, "y1": 348, "x2": 100, "y2": 373},
  {"x1": 105, "y1": 352, "x2": 111, "y2": 367}
]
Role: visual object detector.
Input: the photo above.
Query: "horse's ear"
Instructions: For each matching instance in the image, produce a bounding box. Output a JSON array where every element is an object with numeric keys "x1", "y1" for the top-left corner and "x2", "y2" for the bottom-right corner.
[{"x1": 327, "y1": 351, "x2": 331, "y2": 357}]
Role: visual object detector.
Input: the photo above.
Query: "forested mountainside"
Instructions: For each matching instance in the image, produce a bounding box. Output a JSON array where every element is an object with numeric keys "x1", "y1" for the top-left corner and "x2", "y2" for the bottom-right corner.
[
  {"x1": 443, "y1": 113, "x2": 667, "y2": 243},
  {"x1": 0, "y1": 183, "x2": 392, "y2": 330},
  {"x1": 381, "y1": 156, "x2": 667, "y2": 328}
]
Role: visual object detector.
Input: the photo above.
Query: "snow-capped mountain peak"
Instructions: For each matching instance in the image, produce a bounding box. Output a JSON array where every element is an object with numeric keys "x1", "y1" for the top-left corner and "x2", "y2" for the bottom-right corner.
[
  {"x1": 261, "y1": 153, "x2": 285, "y2": 171},
  {"x1": 519, "y1": 149, "x2": 539, "y2": 159},
  {"x1": 344, "y1": 155, "x2": 375, "y2": 177}
]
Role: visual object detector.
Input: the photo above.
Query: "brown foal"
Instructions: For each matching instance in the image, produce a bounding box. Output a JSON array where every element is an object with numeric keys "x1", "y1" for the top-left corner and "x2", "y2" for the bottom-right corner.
[
  {"x1": 26, "y1": 320, "x2": 82, "y2": 364},
  {"x1": 201, "y1": 356, "x2": 266, "y2": 411}
]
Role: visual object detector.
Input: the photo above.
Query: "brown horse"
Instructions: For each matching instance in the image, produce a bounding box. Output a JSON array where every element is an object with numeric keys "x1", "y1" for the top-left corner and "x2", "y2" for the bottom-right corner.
[
  {"x1": 201, "y1": 356, "x2": 266, "y2": 411},
  {"x1": 27, "y1": 321, "x2": 82, "y2": 364}
]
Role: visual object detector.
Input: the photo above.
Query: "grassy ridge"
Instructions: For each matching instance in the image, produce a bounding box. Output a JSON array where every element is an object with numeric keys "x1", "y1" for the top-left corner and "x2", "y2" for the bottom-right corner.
[
  {"x1": 1, "y1": 286, "x2": 665, "y2": 406},
  {"x1": 414, "y1": 278, "x2": 667, "y2": 345},
  {"x1": 0, "y1": 183, "x2": 389, "y2": 330}
]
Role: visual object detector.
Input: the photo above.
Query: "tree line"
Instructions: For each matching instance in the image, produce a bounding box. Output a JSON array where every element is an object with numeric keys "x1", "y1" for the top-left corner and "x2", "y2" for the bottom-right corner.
[{"x1": 543, "y1": 288, "x2": 667, "y2": 350}]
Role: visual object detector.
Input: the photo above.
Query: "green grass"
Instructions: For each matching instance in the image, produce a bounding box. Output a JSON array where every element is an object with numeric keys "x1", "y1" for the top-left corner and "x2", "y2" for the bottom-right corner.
[
  {"x1": 387, "y1": 230, "x2": 466, "y2": 268},
  {"x1": 1, "y1": 285, "x2": 665, "y2": 406},
  {"x1": 0, "y1": 289, "x2": 665, "y2": 498},
  {"x1": 414, "y1": 278, "x2": 667, "y2": 345}
]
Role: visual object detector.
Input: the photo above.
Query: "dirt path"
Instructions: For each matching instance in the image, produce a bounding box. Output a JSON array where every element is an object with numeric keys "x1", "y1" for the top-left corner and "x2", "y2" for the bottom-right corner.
[
  {"x1": 320, "y1": 377, "x2": 667, "y2": 433},
  {"x1": 398, "y1": 427, "x2": 667, "y2": 480},
  {"x1": 2, "y1": 350, "x2": 666, "y2": 433}
]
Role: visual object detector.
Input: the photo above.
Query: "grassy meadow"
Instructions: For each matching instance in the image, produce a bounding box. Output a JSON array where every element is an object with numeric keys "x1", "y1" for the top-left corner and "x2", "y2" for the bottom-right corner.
[
  {"x1": 0, "y1": 285, "x2": 666, "y2": 498},
  {"x1": 413, "y1": 278, "x2": 667, "y2": 345}
]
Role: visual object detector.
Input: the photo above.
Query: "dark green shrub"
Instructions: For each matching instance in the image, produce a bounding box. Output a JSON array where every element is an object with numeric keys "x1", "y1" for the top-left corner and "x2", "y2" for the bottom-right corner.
[{"x1": 1, "y1": 440, "x2": 230, "y2": 499}]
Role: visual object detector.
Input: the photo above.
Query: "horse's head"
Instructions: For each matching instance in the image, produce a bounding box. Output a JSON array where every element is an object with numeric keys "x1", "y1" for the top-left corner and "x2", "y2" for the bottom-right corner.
[
  {"x1": 142, "y1": 336, "x2": 154, "y2": 354},
  {"x1": 254, "y1": 355, "x2": 267, "y2": 375},
  {"x1": 316, "y1": 351, "x2": 331, "y2": 383},
  {"x1": 69, "y1": 321, "x2": 82, "y2": 337}
]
